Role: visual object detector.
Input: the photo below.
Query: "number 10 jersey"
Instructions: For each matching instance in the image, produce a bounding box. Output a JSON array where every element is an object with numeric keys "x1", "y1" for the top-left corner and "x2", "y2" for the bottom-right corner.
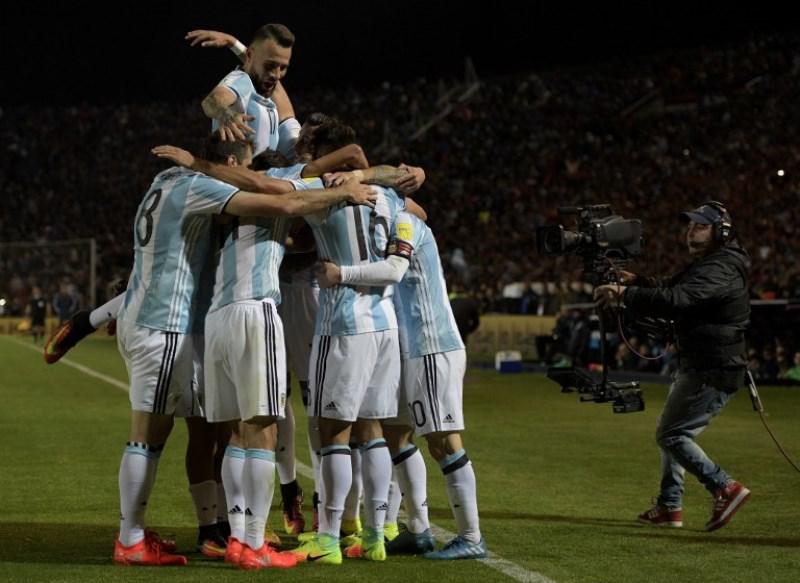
[{"x1": 300, "y1": 179, "x2": 404, "y2": 336}]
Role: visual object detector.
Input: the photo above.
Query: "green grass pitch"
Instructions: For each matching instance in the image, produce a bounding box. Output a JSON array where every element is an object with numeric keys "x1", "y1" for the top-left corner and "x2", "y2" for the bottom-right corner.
[{"x1": 1, "y1": 334, "x2": 799, "y2": 582}]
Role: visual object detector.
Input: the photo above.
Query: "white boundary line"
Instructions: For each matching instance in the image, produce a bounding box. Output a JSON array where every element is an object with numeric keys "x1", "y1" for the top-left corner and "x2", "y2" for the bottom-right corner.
[
  {"x1": 294, "y1": 460, "x2": 557, "y2": 583},
  {"x1": 4, "y1": 335, "x2": 557, "y2": 583},
  {"x1": 5, "y1": 336, "x2": 129, "y2": 391}
]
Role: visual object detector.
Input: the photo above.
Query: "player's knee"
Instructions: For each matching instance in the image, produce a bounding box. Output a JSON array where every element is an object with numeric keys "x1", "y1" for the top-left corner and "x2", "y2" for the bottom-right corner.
[
  {"x1": 425, "y1": 431, "x2": 462, "y2": 461},
  {"x1": 382, "y1": 424, "x2": 414, "y2": 453},
  {"x1": 185, "y1": 416, "x2": 217, "y2": 451},
  {"x1": 318, "y1": 418, "x2": 352, "y2": 446},
  {"x1": 353, "y1": 418, "x2": 383, "y2": 444}
]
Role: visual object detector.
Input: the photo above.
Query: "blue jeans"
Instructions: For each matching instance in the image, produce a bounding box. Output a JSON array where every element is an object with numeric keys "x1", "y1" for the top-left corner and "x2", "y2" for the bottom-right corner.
[{"x1": 655, "y1": 370, "x2": 734, "y2": 508}]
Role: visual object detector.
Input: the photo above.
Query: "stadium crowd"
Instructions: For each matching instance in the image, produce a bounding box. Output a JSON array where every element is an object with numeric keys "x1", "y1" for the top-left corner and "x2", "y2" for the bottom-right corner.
[{"x1": 2, "y1": 33, "x2": 799, "y2": 370}]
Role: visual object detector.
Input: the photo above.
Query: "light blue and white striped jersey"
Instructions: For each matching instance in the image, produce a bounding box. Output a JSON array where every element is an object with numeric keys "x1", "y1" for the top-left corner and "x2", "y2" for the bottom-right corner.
[
  {"x1": 120, "y1": 167, "x2": 239, "y2": 333},
  {"x1": 301, "y1": 180, "x2": 404, "y2": 336},
  {"x1": 213, "y1": 69, "x2": 279, "y2": 156},
  {"x1": 266, "y1": 164, "x2": 306, "y2": 180},
  {"x1": 208, "y1": 214, "x2": 289, "y2": 313},
  {"x1": 267, "y1": 164, "x2": 320, "y2": 289},
  {"x1": 392, "y1": 212, "x2": 464, "y2": 359}
]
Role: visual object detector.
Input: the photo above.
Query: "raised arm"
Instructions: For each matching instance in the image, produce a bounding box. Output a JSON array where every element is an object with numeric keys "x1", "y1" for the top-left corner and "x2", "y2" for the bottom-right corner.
[
  {"x1": 302, "y1": 144, "x2": 369, "y2": 177},
  {"x1": 225, "y1": 183, "x2": 377, "y2": 218},
  {"x1": 201, "y1": 85, "x2": 255, "y2": 142},
  {"x1": 325, "y1": 165, "x2": 411, "y2": 189},
  {"x1": 187, "y1": 29, "x2": 252, "y2": 140},
  {"x1": 152, "y1": 145, "x2": 293, "y2": 194},
  {"x1": 395, "y1": 163, "x2": 426, "y2": 195},
  {"x1": 186, "y1": 29, "x2": 247, "y2": 63}
]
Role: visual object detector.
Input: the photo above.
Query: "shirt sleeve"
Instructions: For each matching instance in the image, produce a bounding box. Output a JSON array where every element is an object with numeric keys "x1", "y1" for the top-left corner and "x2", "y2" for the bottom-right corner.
[
  {"x1": 217, "y1": 70, "x2": 252, "y2": 111},
  {"x1": 387, "y1": 212, "x2": 416, "y2": 260},
  {"x1": 186, "y1": 175, "x2": 240, "y2": 215},
  {"x1": 339, "y1": 254, "x2": 410, "y2": 286}
]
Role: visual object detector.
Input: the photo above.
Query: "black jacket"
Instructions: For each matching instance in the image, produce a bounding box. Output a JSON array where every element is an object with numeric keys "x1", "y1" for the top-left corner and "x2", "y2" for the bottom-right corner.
[{"x1": 623, "y1": 242, "x2": 750, "y2": 384}]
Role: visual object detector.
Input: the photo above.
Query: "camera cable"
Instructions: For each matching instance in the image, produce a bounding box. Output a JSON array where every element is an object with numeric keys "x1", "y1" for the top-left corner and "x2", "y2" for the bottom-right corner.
[{"x1": 746, "y1": 370, "x2": 800, "y2": 473}]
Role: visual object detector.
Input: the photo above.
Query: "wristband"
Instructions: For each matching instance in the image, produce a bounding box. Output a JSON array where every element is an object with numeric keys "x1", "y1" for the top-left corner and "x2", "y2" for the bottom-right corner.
[{"x1": 231, "y1": 40, "x2": 247, "y2": 57}]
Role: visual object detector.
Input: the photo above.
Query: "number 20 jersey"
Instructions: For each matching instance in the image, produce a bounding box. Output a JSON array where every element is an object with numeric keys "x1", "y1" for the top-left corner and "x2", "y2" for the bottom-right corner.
[
  {"x1": 120, "y1": 167, "x2": 239, "y2": 333},
  {"x1": 300, "y1": 179, "x2": 404, "y2": 336}
]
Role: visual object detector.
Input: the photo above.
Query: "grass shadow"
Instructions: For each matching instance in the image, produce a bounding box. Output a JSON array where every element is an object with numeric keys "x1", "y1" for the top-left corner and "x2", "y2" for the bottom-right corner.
[{"x1": 0, "y1": 523, "x2": 229, "y2": 566}]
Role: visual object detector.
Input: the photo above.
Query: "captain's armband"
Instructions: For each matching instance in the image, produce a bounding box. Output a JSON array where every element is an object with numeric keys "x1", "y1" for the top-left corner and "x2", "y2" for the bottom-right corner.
[{"x1": 387, "y1": 238, "x2": 414, "y2": 260}]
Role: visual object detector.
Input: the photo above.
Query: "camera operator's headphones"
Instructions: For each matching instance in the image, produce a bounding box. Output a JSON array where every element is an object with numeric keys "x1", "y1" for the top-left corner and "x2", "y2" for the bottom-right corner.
[{"x1": 704, "y1": 200, "x2": 734, "y2": 243}]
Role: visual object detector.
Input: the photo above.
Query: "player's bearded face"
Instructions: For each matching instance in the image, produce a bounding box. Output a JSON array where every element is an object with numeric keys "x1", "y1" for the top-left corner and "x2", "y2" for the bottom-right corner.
[{"x1": 246, "y1": 39, "x2": 291, "y2": 97}]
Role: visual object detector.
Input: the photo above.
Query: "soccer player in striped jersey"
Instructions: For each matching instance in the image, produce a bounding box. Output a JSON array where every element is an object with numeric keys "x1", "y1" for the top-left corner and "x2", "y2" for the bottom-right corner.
[
  {"x1": 267, "y1": 113, "x2": 369, "y2": 535},
  {"x1": 186, "y1": 116, "x2": 390, "y2": 539},
  {"x1": 114, "y1": 137, "x2": 374, "y2": 567},
  {"x1": 317, "y1": 207, "x2": 487, "y2": 560},
  {"x1": 198, "y1": 24, "x2": 298, "y2": 158},
  {"x1": 285, "y1": 132, "x2": 429, "y2": 566}
]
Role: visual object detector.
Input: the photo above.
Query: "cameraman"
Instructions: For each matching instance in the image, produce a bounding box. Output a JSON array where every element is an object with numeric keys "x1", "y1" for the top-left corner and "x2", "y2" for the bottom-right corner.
[{"x1": 594, "y1": 201, "x2": 751, "y2": 532}]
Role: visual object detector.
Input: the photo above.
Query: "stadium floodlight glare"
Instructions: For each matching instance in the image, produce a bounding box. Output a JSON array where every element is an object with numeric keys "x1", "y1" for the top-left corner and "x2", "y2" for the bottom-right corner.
[
  {"x1": 777, "y1": 169, "x2": 785, "y2": 176},
  {"x1": 0, "y1": 298, "x2": 5, "y2": 306}
]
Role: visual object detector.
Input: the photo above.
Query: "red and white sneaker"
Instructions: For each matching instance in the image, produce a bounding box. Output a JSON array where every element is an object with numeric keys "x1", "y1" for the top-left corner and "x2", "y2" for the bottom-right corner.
[
  {"x1": 238, "y1": 543, "x2": 298, "y2": 570},
  {"x1": 224, "y1": 537, "x2": 244, "y2": 564},
  {"x1": 638, "y1": 504, "x2": 683, "y2": 527},
  {"x1": 113, "y1": 537, "x2": 188, "y2": 566},
  {"x1": 706, "y1": 481, "x2": 751, "y2": 532}
]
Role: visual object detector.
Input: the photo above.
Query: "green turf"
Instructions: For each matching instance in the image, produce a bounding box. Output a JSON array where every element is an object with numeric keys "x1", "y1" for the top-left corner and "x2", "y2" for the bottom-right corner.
[{"x1": 1, "y1": 334, "x2": 799, "y2": 582}]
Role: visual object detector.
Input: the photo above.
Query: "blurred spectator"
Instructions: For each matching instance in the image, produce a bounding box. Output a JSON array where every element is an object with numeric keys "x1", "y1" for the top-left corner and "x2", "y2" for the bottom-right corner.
[
  {"x1": 53, "y1": 281, "x2": 78, "y2": 324},
  {"x1": 2, "y1": 33, "x2": 800, "y2": 370},
  {"x1": 26, "y1": 286, "x2": 47, "y2": 343},
  {"x1": 783, "y1": 351, "x2": 800, "y2": 381}
]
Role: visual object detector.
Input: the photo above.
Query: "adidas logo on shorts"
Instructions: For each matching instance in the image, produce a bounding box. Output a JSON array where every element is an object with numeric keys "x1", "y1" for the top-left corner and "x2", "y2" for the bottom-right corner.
[
  {"x1": 324, "y1": 401, "x2": 338, "y2": 411},
  {"x1": 443, "y1": 414, "x2": 455, "y2": 423}
]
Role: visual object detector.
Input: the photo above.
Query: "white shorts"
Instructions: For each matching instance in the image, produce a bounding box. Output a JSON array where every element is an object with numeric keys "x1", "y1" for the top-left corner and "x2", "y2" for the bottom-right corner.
[
  {"x1": 278, "y1": 285, "x2": 319, "y2": 383},
  {"x1": 117, "y1": 318, "x2": 194, "y2": 415},
  {"x1": 385, "y1": 350, "x2": 466, "y2": 436},
  {"x1": 175, "y1": 333, "x2": 206, "y2": 418},
  {"x1": 309, "y1": 329, "x2": 400, "y2": 422},
  {"x1": 204, "y1": 299, "x2": 287, "y2": 423}
]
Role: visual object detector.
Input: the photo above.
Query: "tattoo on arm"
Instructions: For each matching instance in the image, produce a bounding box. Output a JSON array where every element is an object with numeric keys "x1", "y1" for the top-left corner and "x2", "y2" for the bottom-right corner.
[
  {"x1": 363, "y1": 165, "x2": 405, "y2": 187},
  {"x1": 202, "y1": 88, "x2": 238, "y2": 122}
]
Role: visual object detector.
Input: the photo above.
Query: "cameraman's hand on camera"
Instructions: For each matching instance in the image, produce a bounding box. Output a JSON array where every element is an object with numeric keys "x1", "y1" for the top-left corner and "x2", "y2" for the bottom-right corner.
[{"x1": 594, "y1": 284, "x2": 627, "y2": 308}]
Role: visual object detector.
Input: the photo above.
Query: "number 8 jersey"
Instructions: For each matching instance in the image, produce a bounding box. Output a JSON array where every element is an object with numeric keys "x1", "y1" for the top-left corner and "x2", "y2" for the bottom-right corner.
[
  {"x1": 301, "y1": 179, "x2": 404, "y2": 336},
  {"x1": 120, "y1": 167, "x2": 239, "y2": 333}
]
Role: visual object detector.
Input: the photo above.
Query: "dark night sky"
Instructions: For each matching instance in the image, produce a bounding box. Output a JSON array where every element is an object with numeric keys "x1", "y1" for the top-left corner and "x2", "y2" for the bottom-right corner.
[{"x1": 0, "y1": 1, "x2": 795, "y2": 105}]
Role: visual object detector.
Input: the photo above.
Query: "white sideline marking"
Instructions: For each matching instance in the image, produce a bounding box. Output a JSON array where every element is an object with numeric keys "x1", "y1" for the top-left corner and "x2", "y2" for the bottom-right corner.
[
  {"x1": 294, "y1": 463, "x2": 557, "y2": 583},
  {"x1": 6, "y1": 336, "x2": 129, "y2": 392},
  {"x1": 5, "y1": 335, "x2": 557, "y2": 582}
]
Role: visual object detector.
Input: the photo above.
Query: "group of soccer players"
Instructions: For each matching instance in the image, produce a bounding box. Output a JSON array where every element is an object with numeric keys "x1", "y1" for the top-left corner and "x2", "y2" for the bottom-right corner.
[{"x1": 45, "y1": 22, "x2": 486, "y2": 569}]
